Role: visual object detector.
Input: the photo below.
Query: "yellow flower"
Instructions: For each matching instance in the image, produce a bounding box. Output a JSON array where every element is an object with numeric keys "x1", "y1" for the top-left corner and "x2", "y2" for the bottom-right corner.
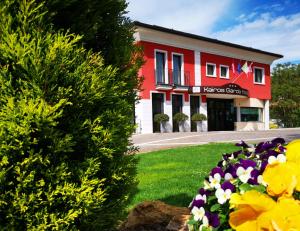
[
  {"x1": 257, "y1": 197, "x2": 300, "y2": 230},
  {"x1": 262, "y1": 162, "x2": 299, "y2": 197},
  {"x1": 229, "y1": 191, "x2": 300, "y2": 230},
  {"x1": 229, "y1": 190, "x2": 276, "y2": 230},
  {"x1": 286, "y1": 139, "x2": 300, "y2": 165}
]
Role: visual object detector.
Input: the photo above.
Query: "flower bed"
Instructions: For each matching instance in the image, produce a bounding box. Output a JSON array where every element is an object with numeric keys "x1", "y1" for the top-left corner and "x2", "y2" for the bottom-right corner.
[{"x1": 188, "y1": 138, "x2": 300, "y2": 230}]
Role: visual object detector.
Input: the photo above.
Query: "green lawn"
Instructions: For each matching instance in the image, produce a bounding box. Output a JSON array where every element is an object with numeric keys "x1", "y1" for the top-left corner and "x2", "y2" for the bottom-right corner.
[{"x1": 129, "y1": 143, "x2": 239, "y2": 209}]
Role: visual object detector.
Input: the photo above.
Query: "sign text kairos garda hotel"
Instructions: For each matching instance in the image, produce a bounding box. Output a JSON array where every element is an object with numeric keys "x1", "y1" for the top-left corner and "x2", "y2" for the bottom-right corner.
[{"x1": 190, "y1": 84, "x2": 248, "y2": 97}]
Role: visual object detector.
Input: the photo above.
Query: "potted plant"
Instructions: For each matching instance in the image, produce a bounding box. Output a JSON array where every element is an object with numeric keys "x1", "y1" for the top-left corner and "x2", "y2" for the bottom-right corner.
[
  {"x1": 191, "y1": 113, "x2": 207, "y2": 132},
  {"x1": 154, "y1": 113, "x2": 169, "y2": 133},
  {"x1": 173, "y1": 112, "x2": 188, "y2": 132}
]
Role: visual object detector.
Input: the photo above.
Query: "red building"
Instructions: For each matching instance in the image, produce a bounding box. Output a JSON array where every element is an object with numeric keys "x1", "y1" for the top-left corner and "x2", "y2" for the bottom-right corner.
[{"x1": 134, "y1": 22, "x2": 283, "y2": 134}]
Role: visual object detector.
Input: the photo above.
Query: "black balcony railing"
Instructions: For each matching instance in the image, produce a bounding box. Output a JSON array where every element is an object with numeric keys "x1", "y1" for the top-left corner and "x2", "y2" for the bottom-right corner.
[{"x1": 155, "y1": 69, "x2": 191, "y2": 87}]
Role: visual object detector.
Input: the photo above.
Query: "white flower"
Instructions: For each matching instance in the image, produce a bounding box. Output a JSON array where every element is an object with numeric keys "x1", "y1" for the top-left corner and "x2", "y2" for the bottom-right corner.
[
  {"x1": 268, "y1": 154, "x2": 286, "y2": 165},
  {"x1": 203, "y1": 180, "x2": 211, "y2": 189},
  {"x1": 191, "y1": 206, "x2": 205, "y2": 221},
  {"x1": 228, "y1": 154, "x2": 235, "y2": 160},
  {"x1": 209, "y1": 173, "x2": 221, "y2": 189},
  {"x1": 257, "y1": 175, "x2": 268, "y2": 186},
  {"x1": 195, "y1": 194, "x2": 207, "y2": 203},
  {"x1": 215, "y1": 188, "x2": 232, "y2": 204},
  {"x1": 224, "y1": 173, "x2": 233, "y2": 181},
  {"x1": 199, "y1": 216, "x2": 211, "y2": 230},
  {"x1": 236, "y1": 166, "x2": 253, "y2": 183}
]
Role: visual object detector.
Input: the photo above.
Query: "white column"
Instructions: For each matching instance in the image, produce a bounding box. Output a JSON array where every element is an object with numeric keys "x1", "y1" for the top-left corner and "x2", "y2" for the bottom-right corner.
[
  {"x1": 182, "y1": 100, "x2": 191, "y2": 132},
  {"x1": 264, "y1": 100, "x2": 270, "y2": 130},
  {"x1": 136, "y1": 99, "x2": 153, "y2": 134},
  {"x1": 194, "y1": 50, "x2": 201, "y2": 86},
  {"x1": 200, "y1": 99, "x2": 208, "y2": 132}
]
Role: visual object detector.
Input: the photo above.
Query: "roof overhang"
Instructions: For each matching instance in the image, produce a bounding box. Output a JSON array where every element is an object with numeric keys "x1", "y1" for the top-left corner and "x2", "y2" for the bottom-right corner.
[{"x1": 134, "y1": 21, "x2": 283, "y2": 65}]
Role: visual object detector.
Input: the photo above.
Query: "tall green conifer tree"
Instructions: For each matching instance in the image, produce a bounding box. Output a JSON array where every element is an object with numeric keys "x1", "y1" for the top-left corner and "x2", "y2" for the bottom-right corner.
[{"x1": 0, "y1": 0, "x2": 138, "y2": 230}]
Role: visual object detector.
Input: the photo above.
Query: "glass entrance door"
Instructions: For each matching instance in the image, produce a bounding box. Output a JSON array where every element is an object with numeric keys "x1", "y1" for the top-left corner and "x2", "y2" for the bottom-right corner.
[
  {"x1": 172, "y1": 94, "x2": 183, "y2": 132},
  {"x1": 190, "y1": 96, "x2": 200, "y2": 132},
  {"x1": 207, "y1": 99, "x2": 236, "y2": 131},
  {"x1": 152, "y1": 93, "x2": 164, "y2": 132}
]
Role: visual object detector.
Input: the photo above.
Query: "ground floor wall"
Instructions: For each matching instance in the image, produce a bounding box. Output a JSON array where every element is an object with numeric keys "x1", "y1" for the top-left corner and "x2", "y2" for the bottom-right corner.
[{"x1": 135, "y1": 94, "x2": 269, "y2": 134}]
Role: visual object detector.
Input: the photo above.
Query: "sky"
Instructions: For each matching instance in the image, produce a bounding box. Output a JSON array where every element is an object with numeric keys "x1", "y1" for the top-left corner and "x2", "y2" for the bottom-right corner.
[{"x1": 126, "y1": 0, "x2": 300, "y2": 64}]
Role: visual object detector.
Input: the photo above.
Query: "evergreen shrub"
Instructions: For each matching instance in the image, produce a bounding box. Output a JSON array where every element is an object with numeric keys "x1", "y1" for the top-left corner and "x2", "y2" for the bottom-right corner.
[
  {"x1": 173, "y1": 112, "x2": 189, "y2": 123},
  {"x1": 191, "y1": 113, "x2": 207, "y2": 122},
  {"x1": 153, "y1": 113, "x2": 169, "y2": 123},
  {"x1": 0, "y1": 1, "x2": 138, "y2": 230}
]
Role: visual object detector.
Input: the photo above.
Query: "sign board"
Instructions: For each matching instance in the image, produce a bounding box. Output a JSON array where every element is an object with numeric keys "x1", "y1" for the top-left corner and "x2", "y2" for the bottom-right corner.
[{"x1": 190, "y1": 84, "x2": 248, "y2": 97}]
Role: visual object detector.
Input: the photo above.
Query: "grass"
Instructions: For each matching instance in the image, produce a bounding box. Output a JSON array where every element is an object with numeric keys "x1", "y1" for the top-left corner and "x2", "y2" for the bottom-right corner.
[{"x1": 129, "y1": 143, "x2": 239, "y2": 209}]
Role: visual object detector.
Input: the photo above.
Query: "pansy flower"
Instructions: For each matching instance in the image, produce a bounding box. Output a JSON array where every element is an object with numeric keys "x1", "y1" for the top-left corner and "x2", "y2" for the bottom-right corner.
[
  {"x1": 215, "y1": 182, "x2": 235, "y2": 204},
  {"x1": 191, "y1": 206, "x2": 205, "y2": 221}
]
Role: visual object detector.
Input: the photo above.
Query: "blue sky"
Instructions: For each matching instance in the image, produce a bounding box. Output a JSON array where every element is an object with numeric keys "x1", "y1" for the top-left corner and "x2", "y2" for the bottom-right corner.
[{"x1": 127, "y1": 0, "x2": 300, "y2": 64}]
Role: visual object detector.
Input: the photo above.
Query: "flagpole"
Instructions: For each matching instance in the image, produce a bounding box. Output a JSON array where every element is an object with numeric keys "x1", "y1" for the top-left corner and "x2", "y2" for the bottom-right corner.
[{"x1": 232, "y1": 72, "x2": 243, "y2": 83}]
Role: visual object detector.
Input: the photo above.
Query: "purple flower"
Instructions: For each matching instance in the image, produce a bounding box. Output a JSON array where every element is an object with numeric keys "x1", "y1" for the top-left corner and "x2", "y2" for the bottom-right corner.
[
  {"x1": 191, "y1": 198, "x2": 205, "y2": 208},
  {"x1": 255, "y1": 142, "x2": 264, "y2": 153},
  {"x1": 248, "y1": 169, "x2": 260, "y2": 185},
  {"x1": 262, "y1": 142, "x2": 276, "y2": 150},
  {"x1": 221, "y1": 181, "x2": 236, "y2": 192},
  {"x1": 271, "y1": 137, "x2": 285, "y2": 145},
  {"x1": 210, "y1": 167, "x2": 224, "y2": 178},
  {"x1": 235, "y1": 140, "x2": 249, "y2": 148},
  {"x1": 198, "y1": 188, "x2": 211, "y2": 196},
  {"x1": 260, "y1": 160, "x2": 268, "y2": 173},
  {"x1": 278, "y1": 145, "x2": 285, "y2": 153},
  {"x1": 224, "y1": 164, "x2": 237, "y2": 179},
  {"x1": 260, "y1": 150, "x2": 278, "y2": 160},
  {"x1": 205, "y1": 212, "x2": 220, "y2": 228},
  {"x1": 255, "y1": 141, "x2": 278, "y2": 153},
  {"x1": 239, "y1": 159, "x2": 256, "y2": 169}
]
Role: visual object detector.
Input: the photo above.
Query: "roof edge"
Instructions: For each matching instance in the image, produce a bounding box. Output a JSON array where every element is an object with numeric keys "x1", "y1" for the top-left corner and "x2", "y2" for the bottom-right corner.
[{"x1": 134, "y1": 21, "x2": 284, "y2": 59}]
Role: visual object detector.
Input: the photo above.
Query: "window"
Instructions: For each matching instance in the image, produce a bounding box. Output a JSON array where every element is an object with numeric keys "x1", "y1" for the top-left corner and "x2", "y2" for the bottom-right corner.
[
  {"x1": 172, "y1": 54, "x2": 183, "y2": 85},
  {"x1": 240, "y1": 107, "x2": 262, "y2": 122},
  {"x1": 220, "y1": 65, "x2": 229, "y2": 79},
  {"x1": 155, "y1": 51, "x2": 167, "y2": 84},
  {"x1": 206, "y1": 63, "x2": 216, "y2": 77},
  {"x1": 254, "y1": 67, "x2": 265, "y2": 84}
]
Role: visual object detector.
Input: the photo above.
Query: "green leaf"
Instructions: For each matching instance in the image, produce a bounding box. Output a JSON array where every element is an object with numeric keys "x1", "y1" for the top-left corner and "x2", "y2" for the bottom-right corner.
[
  {"x1": 210, "y1": 203, "x2": 221, "y2": 212},
  {"x1": 239, "y1": 183, "x2": 252, "y2": 192}
]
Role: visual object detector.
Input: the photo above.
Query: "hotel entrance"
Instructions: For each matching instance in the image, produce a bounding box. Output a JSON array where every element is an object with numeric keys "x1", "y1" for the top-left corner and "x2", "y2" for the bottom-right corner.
[{"x1": 207, "y1": 98, "x2": 236, "y2": 131}]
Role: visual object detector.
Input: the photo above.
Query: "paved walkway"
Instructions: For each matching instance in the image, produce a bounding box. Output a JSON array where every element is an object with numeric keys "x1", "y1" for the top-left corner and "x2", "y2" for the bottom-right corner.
[{"x1": 132, "y1": 128, "x2": 300, "y2": 153}]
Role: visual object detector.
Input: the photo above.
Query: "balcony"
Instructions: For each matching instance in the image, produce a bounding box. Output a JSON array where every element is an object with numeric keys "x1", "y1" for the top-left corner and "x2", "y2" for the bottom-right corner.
[{"x1": 155, "y1": 69, "x2": 191, "y2": 91}]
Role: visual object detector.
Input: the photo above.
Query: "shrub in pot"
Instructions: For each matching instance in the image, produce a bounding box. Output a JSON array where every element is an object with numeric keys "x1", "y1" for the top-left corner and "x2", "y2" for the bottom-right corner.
[
  {"x1": 173, "y1": 112, "x2": 189, "y2": 132},
  {"x1": 191, "y1": 113, "x2": 207, "y2": 132},
  {"x1": 154, "y1": 114, "x2": 169, "y2": 133}
]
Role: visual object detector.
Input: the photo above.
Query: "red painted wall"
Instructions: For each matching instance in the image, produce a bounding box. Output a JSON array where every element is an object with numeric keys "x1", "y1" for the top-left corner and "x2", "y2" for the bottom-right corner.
[
  {"x1": 139, "y1": 41, "x2": 194, "y2": 102},
  {"x1": 139, "y1": 41, "x2": 271, "y2": 101},
  {"x1": 201, "y1": 53, "x2": 271, "y2": 99}
]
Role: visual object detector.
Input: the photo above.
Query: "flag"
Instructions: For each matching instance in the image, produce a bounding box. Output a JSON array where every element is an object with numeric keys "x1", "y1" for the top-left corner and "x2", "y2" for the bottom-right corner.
[
  {"x1": 242, "y1": 61, "x2": 249, "y2": 74},
  {"x1": 237, "y1": 63, "x2": 242, "y2": 74},
  {"x1": 248, "y1": 62, "x2": 253, "y2": 73}
]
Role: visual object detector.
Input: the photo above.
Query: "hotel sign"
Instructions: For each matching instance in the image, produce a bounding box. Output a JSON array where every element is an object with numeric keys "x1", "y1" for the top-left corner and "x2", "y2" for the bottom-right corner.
[{"x1": 190, "y1": 84, "x2": 248, "y2": 97}]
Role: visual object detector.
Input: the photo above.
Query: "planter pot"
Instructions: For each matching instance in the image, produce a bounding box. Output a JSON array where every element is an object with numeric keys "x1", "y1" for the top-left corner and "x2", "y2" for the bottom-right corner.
[
  {"x1": 160, "y1": 122, "x2": 168, "y2": 133},
  {"x1": 178, "y1": 121, "x2": 185, "y2": 132},
  {"x1": 196, "y1": 121, "x2": 203, "y2": 132}
]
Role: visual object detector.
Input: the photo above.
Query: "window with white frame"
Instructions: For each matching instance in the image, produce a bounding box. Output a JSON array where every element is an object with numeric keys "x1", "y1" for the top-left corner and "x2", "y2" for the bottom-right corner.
[
  {"x1": 172, "y1": 54, "x2": 183, "y2": 85},
  {"x1": 206, "y1": 63, "x2": 216, "y2": 77},
  {"x1": 155, "y1": 51, "x2": 167, "y2": 84},
  {"x1": 220, "y1": 65, "x2": 229, "y2": 79},
  {"x1": 254, "y1": 67, "x2": 265, "y2": 84}
]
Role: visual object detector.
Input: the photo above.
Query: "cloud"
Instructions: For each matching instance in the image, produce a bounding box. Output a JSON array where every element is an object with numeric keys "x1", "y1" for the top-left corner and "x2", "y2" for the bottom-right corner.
[
  {"x1": 126, "y1": 0, "x2": 232, "y2": 35},
  {"x1": 213, "y1": 13, "x2": 300, "y2": 63}
]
